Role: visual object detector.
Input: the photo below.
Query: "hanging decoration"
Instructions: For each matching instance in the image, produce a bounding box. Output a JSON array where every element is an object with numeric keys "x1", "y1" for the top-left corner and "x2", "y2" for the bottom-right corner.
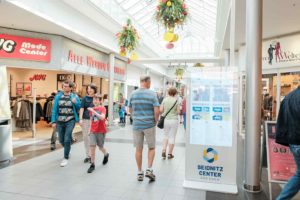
[
  {"x1": 116, "y1": 19, "x2": 140, "y2": 59},
  {"x1": 155, "y1": 0, "x2": 188, "y2": 48},
  {"x1": 175, "y1": 68, "x2": 184, "y2": 81},
  {"x1": 193, "y1": 63, "x2": 204, "y2": 67}
]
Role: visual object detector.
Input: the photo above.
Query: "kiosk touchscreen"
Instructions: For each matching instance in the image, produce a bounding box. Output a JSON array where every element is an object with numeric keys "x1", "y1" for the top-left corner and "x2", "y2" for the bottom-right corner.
[{"x1": 183, "y1": 67, "x2": 239, "y2": 194}]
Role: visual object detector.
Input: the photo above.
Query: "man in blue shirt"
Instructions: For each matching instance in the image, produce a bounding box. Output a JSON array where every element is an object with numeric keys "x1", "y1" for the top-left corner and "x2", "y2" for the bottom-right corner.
[
  {"x1": 129, "y1": 75, "x2": 160, "y2": 181},
  {"x1": 51, "y1": 81, "x2": 81, "y2": 167},
  {"x1": 276, "y1": 86, "x2": 300, "y2": 200}
]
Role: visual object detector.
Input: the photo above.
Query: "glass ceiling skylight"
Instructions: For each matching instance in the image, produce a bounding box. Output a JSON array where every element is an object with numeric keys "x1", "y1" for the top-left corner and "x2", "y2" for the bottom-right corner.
[{"x1": 89, "y1": 0, "x2": 218, "y2": 57}]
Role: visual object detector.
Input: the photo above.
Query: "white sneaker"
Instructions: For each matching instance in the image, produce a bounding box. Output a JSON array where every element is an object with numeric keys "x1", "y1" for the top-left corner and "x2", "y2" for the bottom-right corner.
[{"x1": 60, "y1": 159, "x2": 68, "y2": 167}]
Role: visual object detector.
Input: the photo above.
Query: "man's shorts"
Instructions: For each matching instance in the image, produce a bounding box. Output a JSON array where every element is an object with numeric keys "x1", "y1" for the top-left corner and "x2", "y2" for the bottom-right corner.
[
  {"x1": 89, "y1": 133, "x2": 106, "y2": 148},
  {"x1": 133, "y1": 127, "x2": 156, "y2": 149}
]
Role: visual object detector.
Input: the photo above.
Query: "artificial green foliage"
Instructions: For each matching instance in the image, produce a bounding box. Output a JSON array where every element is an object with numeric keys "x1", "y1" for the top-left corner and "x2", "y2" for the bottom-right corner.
[
  {"x1": 155, "y1": 0, "x2": 188, "y2": 30},
  {"x1": 116, "y1": 19, "x2": 140, "y2": 54}
]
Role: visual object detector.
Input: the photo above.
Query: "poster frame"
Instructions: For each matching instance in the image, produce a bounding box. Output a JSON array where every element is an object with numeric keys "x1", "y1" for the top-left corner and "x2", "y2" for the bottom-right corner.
[{"x1": 265, "y1": 121, "x2": 290, "y2": 184}]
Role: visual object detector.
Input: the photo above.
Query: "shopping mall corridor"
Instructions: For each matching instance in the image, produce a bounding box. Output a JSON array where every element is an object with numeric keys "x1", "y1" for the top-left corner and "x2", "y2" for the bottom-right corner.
[{"x1": 0, "y1": 124, "x2": 283, "y2": 200}]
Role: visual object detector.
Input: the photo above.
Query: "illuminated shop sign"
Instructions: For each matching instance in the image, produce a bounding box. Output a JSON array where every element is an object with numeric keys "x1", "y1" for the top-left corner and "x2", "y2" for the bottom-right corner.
[
  {"x1": 0, "y1": 34, "x2": 51, "y2": 62},
  {"x1": 67, "y1": 50, "x2": 125, "y2": 76}
]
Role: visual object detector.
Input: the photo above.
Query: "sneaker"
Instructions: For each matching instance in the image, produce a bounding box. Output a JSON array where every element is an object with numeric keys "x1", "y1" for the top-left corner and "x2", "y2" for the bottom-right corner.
[
  {"x1": 87, "y1": 163, "x2": 95, "y2": 173},
  {"x1": 137, "y1": 172, "x2": 144, "y2": 181},
  {"x1": 84, "y1": 157, "x2": 91, "y2": 163},
  {"x1": 102, "y1": 153, "x2": 109, "y2": 165},
  {"x1": 60, "y1": 159, "x2": 68, "y2": 167},
  {"x1": 162, "y1": 151, "x2": 166, "y2": 159},
  {"x1": 168, "y1": 154, "x2": 174, "y2": 159},
  {"x1": 50, "y1": 144, "x2": 56, "y2": 151},
  {"x1": 145, "y1": 169, "x2": 156, "y2": 181}
]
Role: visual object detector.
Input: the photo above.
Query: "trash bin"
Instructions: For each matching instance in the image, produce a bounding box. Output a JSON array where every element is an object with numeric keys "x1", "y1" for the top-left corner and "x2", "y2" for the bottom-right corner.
[{"x1": 0, "y1": 119, "x2": 13, "y2": 162}]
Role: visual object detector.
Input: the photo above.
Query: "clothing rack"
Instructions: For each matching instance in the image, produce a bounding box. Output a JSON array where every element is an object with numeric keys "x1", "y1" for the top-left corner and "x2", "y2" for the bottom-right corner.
[
  {"x1": 11, "y1": 89, "x2": 38, "y2": 138},
  {"x1": 32, "y1": 88, "x2": 36, "y2": 138}
]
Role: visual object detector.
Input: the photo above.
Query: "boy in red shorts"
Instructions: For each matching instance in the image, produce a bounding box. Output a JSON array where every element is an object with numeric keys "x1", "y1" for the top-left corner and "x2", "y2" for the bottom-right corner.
[{"x1": 87, "y1": 93, "x2": 109, "y2": 173}]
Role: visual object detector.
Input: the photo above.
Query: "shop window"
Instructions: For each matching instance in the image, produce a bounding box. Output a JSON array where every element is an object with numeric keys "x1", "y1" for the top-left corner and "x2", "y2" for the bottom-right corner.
[
  {"x1": 279, "y1": 72, "x2": 300, "y2": 101},
  {"x1": 262, "y1": 74, "x2": 277, "y2": 121}
]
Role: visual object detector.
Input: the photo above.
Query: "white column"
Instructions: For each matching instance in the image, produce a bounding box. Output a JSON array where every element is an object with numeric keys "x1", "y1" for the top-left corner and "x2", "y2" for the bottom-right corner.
[
  {"x1": 124, "y1": 63, "x2": 128, "y2": 99},
  {"x1": 230, "y1": 0, "x2": 236, "y2": 66},
  {"x1": 108, "y1": 54, "x2": 115, "y2": 126},
  {"x1": 244, "y1": 0, "x2": 263, "y2": 193}
]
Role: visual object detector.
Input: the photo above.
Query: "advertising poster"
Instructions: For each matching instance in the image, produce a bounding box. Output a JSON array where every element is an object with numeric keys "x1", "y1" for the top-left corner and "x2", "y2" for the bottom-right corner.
[
  {"x1": 23, "y1": 83, "x2": 32, "y2": 96},
  {"x1": 190, "y1": 71, "x2": 234, "y2": 147},
  {"x1": 265, "y1": 121, "x2": 296, "y2": 182},
  {"x1": 16, "y1": 82, "x2": 23, "y2": 96},
  {"x1": 184, "y1": 68, "x2": 238, "y2": 193}
]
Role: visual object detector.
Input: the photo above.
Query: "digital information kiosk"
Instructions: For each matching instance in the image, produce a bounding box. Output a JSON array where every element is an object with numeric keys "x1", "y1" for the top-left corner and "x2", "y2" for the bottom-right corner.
[{"x1": 183, "y1": 67, "x2": 239, "y2": 194}]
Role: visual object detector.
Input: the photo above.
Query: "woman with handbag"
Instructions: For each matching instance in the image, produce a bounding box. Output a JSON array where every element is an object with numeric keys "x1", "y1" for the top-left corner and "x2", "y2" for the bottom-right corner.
[{"x1": 160, "y1": 87, "x2": 180, "y2": 159}]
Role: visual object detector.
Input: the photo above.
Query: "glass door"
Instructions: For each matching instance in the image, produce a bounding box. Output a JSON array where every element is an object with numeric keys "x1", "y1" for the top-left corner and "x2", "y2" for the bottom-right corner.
[{"x1": 262, "y1": 73, "x2": 277, "y2": 120}]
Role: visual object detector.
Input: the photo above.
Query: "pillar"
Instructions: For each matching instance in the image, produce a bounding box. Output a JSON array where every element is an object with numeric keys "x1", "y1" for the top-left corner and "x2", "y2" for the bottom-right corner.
[
  {"x1": 108, "y1": 54, "x2": 115, "y2": 126},
  {"x1": 244, "y1": 0, "x2": 263, "y2": 193}
]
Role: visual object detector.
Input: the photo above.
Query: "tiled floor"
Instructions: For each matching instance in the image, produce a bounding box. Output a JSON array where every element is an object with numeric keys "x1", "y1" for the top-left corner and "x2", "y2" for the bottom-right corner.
[
  {"x1": 12, "y1": 121, "x2": 82, "y2": 148},
  {"x1": 0, "y1": 123, "x2": 296, "y2": 200},
  {"x1": 0, "y1": 125, "x2": 206, "y2": 200}
]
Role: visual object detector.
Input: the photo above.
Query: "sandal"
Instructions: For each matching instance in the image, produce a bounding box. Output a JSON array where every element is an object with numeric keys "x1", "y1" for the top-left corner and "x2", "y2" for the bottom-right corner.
[
  {"x1": 162, "y1": 151, "x2": 166, "y2": 159},
  {"x1": 168, "y1": 154, "x2": 174, "y2": 159}
]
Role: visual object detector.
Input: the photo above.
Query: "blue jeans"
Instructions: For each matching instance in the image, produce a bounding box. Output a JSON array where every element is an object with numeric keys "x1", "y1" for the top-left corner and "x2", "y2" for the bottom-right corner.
[
  {"x1": 56, "y1": 120, "x2": 75, "y2": 159},
  {"x1": 276, "y1": 145, "x2": 300, "y2": 200}
]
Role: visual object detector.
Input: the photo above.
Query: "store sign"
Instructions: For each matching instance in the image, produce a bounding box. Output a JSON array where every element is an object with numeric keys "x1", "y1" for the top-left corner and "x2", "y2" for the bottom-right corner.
[
  {"x1": 114, "y1": 66, "x2": 125, "y2": 75},
  {"x1": 29, "y1": 74, "x2": 47, "y2": 81},
  {"x1": 265, "y1": 121, "x2": 296, "y2": 183},
  {"x1": 114, "y1": 59, "x2": 126, "y2": 81},
  {"x1": 0, "y1": 34, "x2": 51, "y2": 62},
  {"x1": 184, "y1": 67, "x2": 238, "y2": 194},
  {"x1": 262, "y1": 34, "x2": 300, "y2": 68},
  {"x1": 68, "y1": 50, "x2": 126, "y2": 77},
  {"x1": 62, "y1": 39, "x2": 126, "y2": 81},
  {"x1": 68, "y1": 50, "x2": 108, "y2": 71},
  {"x1": 57, "y1": 74, "x2": 72, "y2": 82}
]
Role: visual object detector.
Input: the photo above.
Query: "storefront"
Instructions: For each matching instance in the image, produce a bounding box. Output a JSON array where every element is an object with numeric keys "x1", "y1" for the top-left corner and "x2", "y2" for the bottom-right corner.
[
  {"x1": 0, "y1": 28, "x2": 126, "y2": 145},
  {"x1": 238, "y1": 33, "x2": 300, "y2": 123},
  {"x1": 261, "y1": 34, "x2": 300, "y2": 120}
]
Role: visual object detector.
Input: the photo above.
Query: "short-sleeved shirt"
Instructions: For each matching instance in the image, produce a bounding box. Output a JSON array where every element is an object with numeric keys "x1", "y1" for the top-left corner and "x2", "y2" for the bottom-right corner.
[
  {"x1": 57, "y1": 94, "x2": 74, "y2": 122},
  {"x1": 81, "y1": 96, "x2": 94, "y2": 120},
  {"x1": 161, "y1": 96, "x2": 179, "y2": 120},
  {"x1": 89, "y1": 106, "x2": 107, "y2": 134},
  {"x1": 129, "y1": 88, "x2": 160, "y2": 130}
]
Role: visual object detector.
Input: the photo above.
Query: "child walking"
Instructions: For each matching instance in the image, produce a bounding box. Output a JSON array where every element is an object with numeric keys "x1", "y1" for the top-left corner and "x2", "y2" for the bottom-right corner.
[
  {"x1": 119, "y1": 103, "x2": 126, "y2": 126},
  {"x1": 87, "y1": 94, "x2": 109, "y2": 173}
]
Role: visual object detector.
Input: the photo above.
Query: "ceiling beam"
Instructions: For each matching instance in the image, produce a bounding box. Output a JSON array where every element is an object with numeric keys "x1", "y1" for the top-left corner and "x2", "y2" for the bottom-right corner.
[{"x1": 132, "y1": 57, "x2": 222, "y2": 64}]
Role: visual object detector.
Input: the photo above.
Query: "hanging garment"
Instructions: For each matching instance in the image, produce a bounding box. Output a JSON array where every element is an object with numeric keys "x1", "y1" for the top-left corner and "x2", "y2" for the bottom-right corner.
[
  {"x1": 13, "y1": 100, "x2": 32, "y2": 129},
  {"x1": 43, "y1": 100, "x2": 49, "y2": 121}
]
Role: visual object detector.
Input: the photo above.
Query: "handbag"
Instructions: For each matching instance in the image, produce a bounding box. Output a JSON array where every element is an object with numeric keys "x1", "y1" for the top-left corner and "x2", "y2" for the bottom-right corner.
[{"x1": 157, "y1": 100, "x2": 177, "y2": 129}]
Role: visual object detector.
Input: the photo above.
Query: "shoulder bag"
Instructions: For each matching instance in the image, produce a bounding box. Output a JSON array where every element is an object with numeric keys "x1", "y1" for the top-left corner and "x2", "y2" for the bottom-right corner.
[{"x1": 157, "y1": 100, "x2": 177, "y2": 129}]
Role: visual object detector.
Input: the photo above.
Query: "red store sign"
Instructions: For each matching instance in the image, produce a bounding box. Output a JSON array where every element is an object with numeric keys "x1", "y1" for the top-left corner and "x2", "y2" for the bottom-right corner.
[
  {"x1": 29, "y1": 74, "x2": 47, "y2": 81},
  {"x1": 0, "y1": 34, "x2": 51, "y2": 62},
  {"x1": 68, "y1": 50, "x2": 125, "y2": 76}
]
